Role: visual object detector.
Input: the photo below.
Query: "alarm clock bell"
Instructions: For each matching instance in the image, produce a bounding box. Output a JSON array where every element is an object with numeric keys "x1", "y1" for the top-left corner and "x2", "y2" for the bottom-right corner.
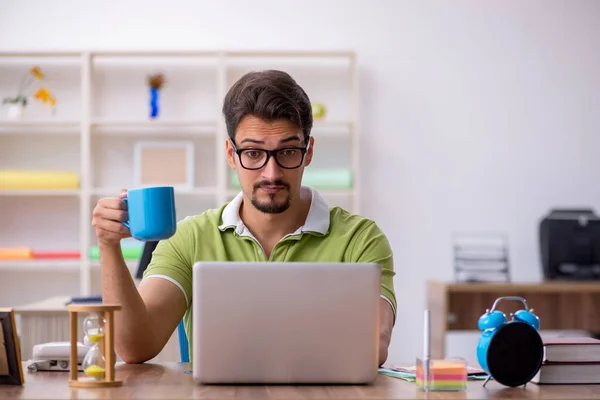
[{"x1": 476, "y1": 296, "x2": 544, "y2": 388}]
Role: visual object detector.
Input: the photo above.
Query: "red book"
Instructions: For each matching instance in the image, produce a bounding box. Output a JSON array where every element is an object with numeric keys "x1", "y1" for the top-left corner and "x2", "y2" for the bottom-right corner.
[
  {"x1": 33, "y1": 251, "x2": 80, "y2": 259},
  {"x1": 543, "y1": 336, "x2": 600, "y2": 363}
]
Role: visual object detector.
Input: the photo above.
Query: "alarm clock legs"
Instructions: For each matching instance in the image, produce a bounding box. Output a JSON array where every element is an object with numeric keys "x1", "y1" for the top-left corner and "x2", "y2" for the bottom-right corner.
[{"x1": 483, "y1": 375, "x2": 492, "y2": 387}]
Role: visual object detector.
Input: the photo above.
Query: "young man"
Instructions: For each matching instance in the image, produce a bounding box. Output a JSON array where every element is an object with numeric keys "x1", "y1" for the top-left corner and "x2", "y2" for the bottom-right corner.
[{"x1": 92, "y1": 69, "x2": 397, "y2": 366}]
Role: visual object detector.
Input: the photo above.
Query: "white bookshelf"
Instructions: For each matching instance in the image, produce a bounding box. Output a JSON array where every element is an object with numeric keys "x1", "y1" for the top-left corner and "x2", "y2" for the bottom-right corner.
[{"x1": 0, "y1": 50, "x2": 359, "y2": 306}]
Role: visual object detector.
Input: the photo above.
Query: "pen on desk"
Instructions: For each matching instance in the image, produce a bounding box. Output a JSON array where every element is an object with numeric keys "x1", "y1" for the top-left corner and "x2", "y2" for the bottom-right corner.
[{"x1": 423, "y1": 309, "x2": 430, "y2": 391}]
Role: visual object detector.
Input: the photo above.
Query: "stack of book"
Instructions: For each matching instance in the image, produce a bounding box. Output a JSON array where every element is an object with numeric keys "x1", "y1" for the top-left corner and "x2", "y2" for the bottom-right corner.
[{"x1": 532, "y1": 336, "x2": 600, "y2": 384}]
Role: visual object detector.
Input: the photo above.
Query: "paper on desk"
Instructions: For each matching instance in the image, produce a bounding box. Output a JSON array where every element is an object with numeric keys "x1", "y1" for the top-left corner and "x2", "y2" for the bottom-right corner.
[
  {"x1": 382, "y1": 365, "x2": 489, "y2": 381},
  {"x1": 391, "y1": 364, "x2": 486, "y2": 375},
  {"x1": 378, "y1": 368, "x2": 415, "y2": 382}
]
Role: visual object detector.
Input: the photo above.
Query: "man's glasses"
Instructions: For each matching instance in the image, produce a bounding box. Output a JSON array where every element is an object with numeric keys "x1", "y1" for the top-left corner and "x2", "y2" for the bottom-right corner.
[{"x1": 230, "y1": 139, "x2": 310, "y2": 170}]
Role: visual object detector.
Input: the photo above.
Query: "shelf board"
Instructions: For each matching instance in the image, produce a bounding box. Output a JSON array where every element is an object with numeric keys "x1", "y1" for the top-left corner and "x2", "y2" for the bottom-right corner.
[
  {"x1": 0, "y1": 50, "x2": 353, "y2": 59},
  {"x1": 0, "y1": 121, "x2": 79, "y2": 126},
  {"x1": 318, "y1": 189, "x2": 355, "y2": 196},
  {"x1": 91, "y1": 120, "x2": 217, "y2": 135},
  {"x1": 92, "y1": 120, "x2": 216, "y2": 126},
  {"x1": 0, "y1": 121, "x2": 80, "y2": 134},
  {"x1": 312, "y1": 121, "x2": 353, "y2": 136},
  {"x1": 226, "y1": 50, "x2": 354, "y2": 59},
  {"x1": 90, "y1": 260, "x2": 138, "y2": 272},
  {"x1": 225, "y1": 188, "x2": 354, "y2": 198},
  {"x1": 0, "y1": 189, "x2": 81, "y2": 196},
  {"x1": 91, "y1": 187, "x2": 216, "y2": 196},
  {"x1": 0, "y1": 260, "x2": 80, "y2": 270},
  {"x1": 91, "y1": 51, "x2": 220, "y2": 58},
  {"x1": 175, "y1": 187, "x2": 217, "y2": 195},
  {"x1": 225, "y1": 53, "x2": 354, "y2": 69},
  {"x1": 0, "y1": 52, "x2": 81, "y2": 58}
]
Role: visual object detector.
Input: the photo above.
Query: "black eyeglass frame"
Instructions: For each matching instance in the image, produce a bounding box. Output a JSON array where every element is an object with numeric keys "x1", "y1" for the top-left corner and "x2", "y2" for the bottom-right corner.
[{"x1": 229, "y1": 139, "x2": 311, "y2": 170}]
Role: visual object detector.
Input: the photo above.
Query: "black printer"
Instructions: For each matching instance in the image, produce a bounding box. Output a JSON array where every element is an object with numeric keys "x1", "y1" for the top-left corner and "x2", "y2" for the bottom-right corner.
[{"x1": 539, "y1": 209, "x2": 600, "y2": 280}]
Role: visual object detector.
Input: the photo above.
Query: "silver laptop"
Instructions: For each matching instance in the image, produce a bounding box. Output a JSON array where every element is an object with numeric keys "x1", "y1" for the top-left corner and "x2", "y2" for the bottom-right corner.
[{"x1": 192, "y1": 261, "x2": 381, "y2": 384}]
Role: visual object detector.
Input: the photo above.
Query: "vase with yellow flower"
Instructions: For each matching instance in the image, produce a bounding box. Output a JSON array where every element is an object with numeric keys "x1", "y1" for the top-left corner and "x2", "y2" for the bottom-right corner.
[{"x1": 1, "y1": 66, "x2": 57, "y2": 120}]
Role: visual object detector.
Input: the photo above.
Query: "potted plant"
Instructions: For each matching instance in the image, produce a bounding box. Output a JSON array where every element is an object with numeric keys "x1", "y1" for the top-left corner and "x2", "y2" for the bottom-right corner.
[
  {"x1": 2, "y1": 96, "x2": 27, "y2": 120},
  {"x1": 147, "y1": 73, "x2": 166, "y2": 119},
  {"x1": 1, "y1": 66, "x2": 56, "y2": 120}
]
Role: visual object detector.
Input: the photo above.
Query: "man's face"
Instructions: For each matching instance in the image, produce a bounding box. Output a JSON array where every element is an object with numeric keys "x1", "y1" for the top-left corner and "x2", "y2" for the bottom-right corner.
[{"x1": 226, "y1": 115, "x2": 314, "y2": 214}]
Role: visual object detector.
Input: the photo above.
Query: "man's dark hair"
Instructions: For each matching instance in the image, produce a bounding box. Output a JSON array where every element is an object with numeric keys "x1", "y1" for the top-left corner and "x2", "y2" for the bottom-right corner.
[{"x1": 222, "y1": 70, "x2": 313, "y2": 143}]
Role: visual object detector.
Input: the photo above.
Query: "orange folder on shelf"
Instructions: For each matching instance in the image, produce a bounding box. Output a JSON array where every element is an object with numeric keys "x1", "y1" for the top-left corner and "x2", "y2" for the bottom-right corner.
[{"x1": 0, "y1": 247, "x2": 34, "y2": 260}]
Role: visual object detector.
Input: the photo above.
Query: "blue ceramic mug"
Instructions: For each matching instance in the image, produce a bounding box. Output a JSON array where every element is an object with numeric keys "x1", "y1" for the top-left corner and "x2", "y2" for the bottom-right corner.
[{"x1": 122, "y1": 186, "x2": 177, "y2": 241}]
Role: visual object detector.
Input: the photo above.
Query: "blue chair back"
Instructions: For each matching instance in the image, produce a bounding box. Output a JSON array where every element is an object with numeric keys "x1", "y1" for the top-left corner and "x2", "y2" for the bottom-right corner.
[{"x1": 177, "y1": 319, "x2": 189, "y2": 362}]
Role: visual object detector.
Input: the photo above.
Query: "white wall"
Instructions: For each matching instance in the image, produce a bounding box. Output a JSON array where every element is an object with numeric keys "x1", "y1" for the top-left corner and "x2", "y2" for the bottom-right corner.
[{"x1": 2, "y1": 0, "x2": 600, "y2": 365}]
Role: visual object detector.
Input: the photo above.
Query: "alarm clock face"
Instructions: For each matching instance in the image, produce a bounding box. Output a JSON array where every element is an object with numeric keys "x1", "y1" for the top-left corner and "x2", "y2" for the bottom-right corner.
[{"x1": 487, "y1": 321, "x2": 544, "y2": 387}]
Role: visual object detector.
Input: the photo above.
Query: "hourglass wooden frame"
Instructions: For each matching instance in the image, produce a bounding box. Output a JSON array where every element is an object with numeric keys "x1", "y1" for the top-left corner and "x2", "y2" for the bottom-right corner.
[{"x1": 67, "y1": 304, "x2": 122, "y2": 388}]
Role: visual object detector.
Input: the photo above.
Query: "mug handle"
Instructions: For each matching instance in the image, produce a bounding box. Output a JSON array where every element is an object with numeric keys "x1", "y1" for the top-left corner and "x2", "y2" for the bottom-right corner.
[{"x1": 121, "y1": 197, "x2": 130, "y2": 229}]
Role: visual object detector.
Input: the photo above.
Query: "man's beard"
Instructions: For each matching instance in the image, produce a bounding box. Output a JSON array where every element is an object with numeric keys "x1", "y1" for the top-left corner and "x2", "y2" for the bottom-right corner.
[{"x1": 251, "y1": 179, "x2": 291, "y2": 214}]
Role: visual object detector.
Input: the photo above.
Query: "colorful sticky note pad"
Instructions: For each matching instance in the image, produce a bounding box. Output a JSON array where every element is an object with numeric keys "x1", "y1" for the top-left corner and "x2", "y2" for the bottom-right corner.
[{"x1": 416, "y1": 359, "x2": 467, "y2": 391}]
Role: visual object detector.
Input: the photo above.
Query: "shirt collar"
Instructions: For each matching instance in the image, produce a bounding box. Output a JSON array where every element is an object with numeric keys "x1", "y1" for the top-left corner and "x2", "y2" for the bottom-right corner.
[{"x1": 218, "y1": 186, "x2": 330, "y2": 236}]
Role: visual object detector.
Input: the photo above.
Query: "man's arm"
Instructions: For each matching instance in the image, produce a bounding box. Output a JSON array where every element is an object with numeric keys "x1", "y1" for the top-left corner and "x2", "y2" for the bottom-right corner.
[
  {"x1": 93, "y1": 191, "x2": 191, "y2": 364},
  {"x1": 100, "y1": 243, "x2": 187, "y2": 363},
  {"x1": 349, "y1": 220, "x2": 397, "y2": 367},
  {"x1": 378, "y1": 297, "x2": 395, "y2": 366}
]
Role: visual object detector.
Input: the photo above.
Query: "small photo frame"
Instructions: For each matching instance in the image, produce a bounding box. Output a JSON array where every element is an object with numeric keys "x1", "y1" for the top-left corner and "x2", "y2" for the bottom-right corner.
[
  {"x1": 0, "y1": 309, "x2": 24, "y2": 386},
  {"x1": 133, "y1": 141, "x2": 195, "y2": 189}
]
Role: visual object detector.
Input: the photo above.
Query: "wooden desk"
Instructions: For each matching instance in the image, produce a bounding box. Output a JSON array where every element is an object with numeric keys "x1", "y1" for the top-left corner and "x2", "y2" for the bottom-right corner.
[
  {"x1": 1, "y1": 362, "x2": 599, "y2": 399},
  {"x1": 427, "y1": 280, "x2": 600, "y2": 359}
]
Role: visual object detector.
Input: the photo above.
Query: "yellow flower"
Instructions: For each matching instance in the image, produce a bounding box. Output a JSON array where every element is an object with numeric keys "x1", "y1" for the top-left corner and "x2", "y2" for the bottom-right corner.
[
  {"x1": 34, "y1": 88, "x2": 56, "y2": 107},
  {"x1": 30, "y1": 66, "x2": 44, "y2": 80}
]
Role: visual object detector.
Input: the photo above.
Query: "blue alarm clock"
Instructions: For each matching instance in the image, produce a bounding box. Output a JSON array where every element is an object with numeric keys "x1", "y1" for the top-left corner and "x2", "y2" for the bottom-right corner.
[{"x1": 476, "y1": 296, "x2": 544, "y2": 387}]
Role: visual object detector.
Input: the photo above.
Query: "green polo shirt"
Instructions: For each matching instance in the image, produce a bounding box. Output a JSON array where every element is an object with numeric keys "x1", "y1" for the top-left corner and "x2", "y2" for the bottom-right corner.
[{"x1": 142, "y1": 187, "x2": 397, "y2": 360}]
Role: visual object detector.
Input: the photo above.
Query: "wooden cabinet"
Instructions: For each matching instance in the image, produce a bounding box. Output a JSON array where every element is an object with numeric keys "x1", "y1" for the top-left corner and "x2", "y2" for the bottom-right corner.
[{"x1": 427, "y1": 280, "x2": 600, "y2": 359}]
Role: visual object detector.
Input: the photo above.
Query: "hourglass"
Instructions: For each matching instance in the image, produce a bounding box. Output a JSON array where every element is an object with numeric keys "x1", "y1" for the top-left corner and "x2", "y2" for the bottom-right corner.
[
  {"x1": 81, "y1": 313, "x2": 106, "y2": 379},
  {"x1": 67, "y1": 304, "x2": 122, "y2": 388}
]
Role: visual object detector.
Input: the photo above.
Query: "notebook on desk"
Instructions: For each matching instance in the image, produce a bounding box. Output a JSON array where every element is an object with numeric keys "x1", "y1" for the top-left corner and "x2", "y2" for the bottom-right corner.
[
  {"x1": 532, "y1": 362, "x2": 600, "y2": 384},
  {"x1": 543, "y1": 336, "x2": 600, "y2": 363},
  {"x1": 65, "y1": 295, "x2": 102, "y2": 305},
  {"x1": 532, "y1": 336, "x2": 600, "y2": 384}
]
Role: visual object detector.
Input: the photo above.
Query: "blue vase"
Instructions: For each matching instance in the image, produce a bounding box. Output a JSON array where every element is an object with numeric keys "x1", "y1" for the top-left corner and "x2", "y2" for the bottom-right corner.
[{"x1": 149, "y1": 87, "x2": 160, "y2": 118}]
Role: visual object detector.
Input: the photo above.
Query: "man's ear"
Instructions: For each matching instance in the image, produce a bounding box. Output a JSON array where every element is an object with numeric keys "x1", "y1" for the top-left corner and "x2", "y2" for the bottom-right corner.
[
  {"x1": 226, "y1": 138, "x2": 236, "y2": 169},
  {"x1": 304, "y1": 136, "x2": 315, "y2": 167}
]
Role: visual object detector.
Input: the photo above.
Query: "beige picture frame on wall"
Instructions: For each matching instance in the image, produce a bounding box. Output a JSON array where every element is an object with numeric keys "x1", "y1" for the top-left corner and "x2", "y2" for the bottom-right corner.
[{"x1": 133, "y1": 140, "x2": 195, "y2": 189}]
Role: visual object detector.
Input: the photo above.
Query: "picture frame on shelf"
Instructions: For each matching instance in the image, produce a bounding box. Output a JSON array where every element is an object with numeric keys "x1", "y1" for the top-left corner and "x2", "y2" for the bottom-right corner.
[
  {"x1": 133, "y1": 140, "x2": 195, "y2": 190},
  {"x1": 0, "y1": 309, "x2": 24, "y2": 386}
]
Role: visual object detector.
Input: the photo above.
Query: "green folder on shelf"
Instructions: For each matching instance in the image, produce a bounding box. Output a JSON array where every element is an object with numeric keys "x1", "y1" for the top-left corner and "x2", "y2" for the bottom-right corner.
[
  {"x1": 89, "y1": 245, "x2": 142, "y2": 260},
  {"x1": 230, "y1": 168, "x2": 353, "y2": 190}
]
